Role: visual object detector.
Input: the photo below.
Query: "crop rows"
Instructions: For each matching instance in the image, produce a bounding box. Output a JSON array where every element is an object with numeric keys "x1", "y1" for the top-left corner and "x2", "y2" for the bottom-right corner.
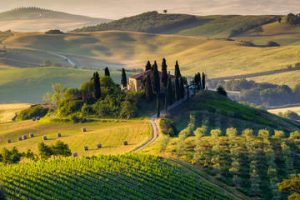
[{"x1": 0, "y1": 154, "x2": 232, "y2": 200}]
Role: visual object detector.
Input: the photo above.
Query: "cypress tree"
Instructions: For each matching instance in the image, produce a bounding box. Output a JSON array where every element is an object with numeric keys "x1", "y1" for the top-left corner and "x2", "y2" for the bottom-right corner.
[
  {"x1": 121, "y1": 68, "x2": 127, "y2": 88},
  {"x1": 93, "y1": 72, "x2": 101, "y2": 100},
  {"x1": 152, "y1": 62, "x2": 160, "y2": 94},
  {"x1": 202, "y1": 73, "x2": 206, "y2": 90},
  {"x1": 175, "y1": 60, "x2": 182, "y2": 78},
  {"x1": 145, "y1": 74, "x2": 153, "y2": 101},
  {"x1": 179, "y1": 77, "x2": 185, "y2": 99},
  {"x1": 175, "y1": 76, "x2": 180, "y2": 101},
  {"x1": 104, "y1": 67, "x2": 110, "y2": 76},
  {"x1": 198, "y1": 73, "x2": 202, "y2": 90},
  {"x1": 165, "y1": 73, "x2": 173, "y2": 111},
  {"x1": 145, "y1": 61, "x2": 151, "y2": 71},
  {"x1": 161, "y1": 58, "x2": 168, "y2": 88}
]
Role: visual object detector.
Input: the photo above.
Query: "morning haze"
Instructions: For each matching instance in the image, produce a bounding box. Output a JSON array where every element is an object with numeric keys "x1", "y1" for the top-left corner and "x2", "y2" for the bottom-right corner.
[{"x1": 0, "y1": 0, "x2": 300, "y2": 18}]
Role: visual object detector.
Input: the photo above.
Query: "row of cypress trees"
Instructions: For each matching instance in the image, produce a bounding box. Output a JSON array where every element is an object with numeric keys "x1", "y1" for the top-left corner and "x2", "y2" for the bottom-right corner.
[{"x1": 144, "y1": 59, "x2": 187, "y2": 117}]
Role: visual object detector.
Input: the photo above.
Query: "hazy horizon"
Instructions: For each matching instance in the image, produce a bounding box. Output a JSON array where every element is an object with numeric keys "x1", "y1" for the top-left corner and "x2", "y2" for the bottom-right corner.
[{"x1": 0, "y1": 0, "x2": 300, "y2": 19}]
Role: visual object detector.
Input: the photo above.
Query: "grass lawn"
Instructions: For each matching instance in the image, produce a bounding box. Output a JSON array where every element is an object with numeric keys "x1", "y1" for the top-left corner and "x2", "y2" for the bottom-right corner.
[{"x1": 0, "y1": 119, "x2": 151, "y2": 156}]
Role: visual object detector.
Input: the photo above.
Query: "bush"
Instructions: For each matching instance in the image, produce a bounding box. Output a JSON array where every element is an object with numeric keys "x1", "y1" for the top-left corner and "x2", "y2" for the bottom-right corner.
[
  {"x1": 45, "y1": 29, "x2": 64, "y2": 34},
  {"x1": 119, "y1": 100, "x2": 137, "y2": 119},
  {"x1": 160, "y1": 118, "x2": 177, "y2": 137},
  {"x1": 17, "y1": 105, "x2": 48, "y2": 120},
  {"x1": 217, "y1": 86, "x2": 227, "y2": 97},
  {"x1": 38, "y1": 141, "x2": 71, "y2": 159},
  {"x1": 267, "y1": 41, "x2": 280, "y2": 47},
  {"x1": 58, "y1": 100, "x2": 84, "y2": 116},
  {"x1": 0, "y1": 147, "x2": 22, "y2": 164}
]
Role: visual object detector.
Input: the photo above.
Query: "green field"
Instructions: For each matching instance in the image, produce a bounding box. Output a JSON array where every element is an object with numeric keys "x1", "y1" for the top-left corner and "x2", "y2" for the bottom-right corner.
[
  {"x1": 0, "y1": 154, "x2": 234, "y2": 200},
  {"x1": 3, "y1": 31, "x2": 300, "y2": 78},
  {"x1": 170, "y1": 91, "x2": 300, "y2": 133},
  {"x1": 0, "y1": 119, "x2": 151, "y2": 156},
  {"x1": 0, "y1": 67, "x2": 125, "y2": 103}
]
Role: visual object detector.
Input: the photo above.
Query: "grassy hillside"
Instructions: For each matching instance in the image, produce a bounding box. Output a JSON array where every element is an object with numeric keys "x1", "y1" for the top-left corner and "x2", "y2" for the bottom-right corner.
[
  {"x1": 237, "y1": 21, "x2": 300, "y2": 45},
  {"x1": 0, "y1": 7, "x2": 111, "y2": 32},
  {"x1": 268, "y1": 106, "x2": 300, "y2": 115},
  {"x1": 0, "y1": 119, "x2": 150, "y2": 156},
  {"x1": 74, "y1": 11, "x2": 278, "y2": 38},
  {"x1": 0, "y1": 154, "x2": 234, "y2": 200},
  {"x1": 0, "y1": 104, "x2": 30, "y2": 123},
  {"x1": 3, "y1": 31, "x2": 300, "y2": 78},
  {"x1": 170, "y1": 91, "x2": 300, "y2": 133},
  {"x1": 0, "y1": 67, "x2": 125, "y2": 103}
]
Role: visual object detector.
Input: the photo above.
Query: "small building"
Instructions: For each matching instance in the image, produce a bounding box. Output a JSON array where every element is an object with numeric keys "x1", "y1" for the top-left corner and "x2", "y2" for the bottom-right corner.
[{"x1": 128, "y1": 70, "x2": 175, "y2": 92}]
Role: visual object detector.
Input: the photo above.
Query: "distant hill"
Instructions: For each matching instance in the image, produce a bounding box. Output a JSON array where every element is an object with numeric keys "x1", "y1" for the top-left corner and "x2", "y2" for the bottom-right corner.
[
  {"x1": 74, "y1": 11, "x2": 279, "y2": 38},
  {"x1": 0, "y1": 7, "x2": 111, "y2": 32}
]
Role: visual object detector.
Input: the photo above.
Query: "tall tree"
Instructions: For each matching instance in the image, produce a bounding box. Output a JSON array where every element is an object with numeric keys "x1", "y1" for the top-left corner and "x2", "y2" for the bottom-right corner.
[
  {"x1": 152, "y1": 62, "x2": 160, "y2": 94},
  {"x1": 165, "y1": 73, "x2": 173, "y2": 112},
  {"x1": 145, "y1": 74, "x2": 153, "y2": 101},
  {"x1": 161, "y1": 58, "x2": 168, "y2": 88},
  {"x1": 175, "y1": 76, "x2": 180, "y2": 101},
  {"x1": 179, "y1": 77, "x2": 185, "y2": 99},
  {"x1": 104, "y1": 67, "x2": 110, "y2": 76},
  {"x1": 92, "y1": 72, "x2": 101, "y2": 100},
  {"x1": 202, "y1": 72, "x2": 206, "y2": 90},
  {"x1": 145, "y1": 61, "x2": 151, "y2": 71},
  {"x1": 175, "y1": 60, "x2": 182, "y2": 78},
  {"x1": 121, "y1": 68, "x2": 127, "y2": 88},
  {"x1": 153, "y1": 62, "x2": 161, "y2": 117}
]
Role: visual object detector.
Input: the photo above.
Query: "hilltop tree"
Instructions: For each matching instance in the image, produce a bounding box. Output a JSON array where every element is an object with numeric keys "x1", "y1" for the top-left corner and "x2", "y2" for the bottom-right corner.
[
  {"x1": 145, "y1": 74, "x2": 153, "y2": 101},
  {"x1": 202, "y1": 72, "x2": 206, "y2": 90},
  {"x1": 175, "y1": 76, "x2": 180, "y2": 101},
  {"x1": 217, "y1": 86, "x2": 227, "y2": 97},
  {"x1": 165, "y1": 73, "x2": 173, "y2": 111},
  {"x1": 145, "y1": 60, "x2": 151, "y2": 71},
  {"x1": 175, "y1": 61, "x2": 182, "y2": 78},
  {"x1": 104, "y1": 67, "x2": 110, "y2": 77},
  {"x1": 161, "y1": 58, "x2": 168, "y2": 88},
  {"x1": 179, "y1": 77, "x2": 185, "y2": 99},
  {"x1": 153, "y1": 62, "x2": 161, "y2": 117},
  {"x1": 92, "y1": 72, "x2": 101, "y2": 100},
  {"x1": 121, "y1": 68, "x2": 127, "y2": 88}
]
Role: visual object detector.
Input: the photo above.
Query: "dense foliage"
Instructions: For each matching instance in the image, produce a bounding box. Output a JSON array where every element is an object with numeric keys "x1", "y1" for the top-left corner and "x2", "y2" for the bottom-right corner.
[
  {"x1": 74, "y1": 11, "x2": 198, "y2": 33},
  {"x1": 44, "y1": 71, "x2": 139, "y2": 120},
  {"x1": 16, "y1": 104, "x2": 48, "y2": 120},
  {"x1": 286, "y1": 13, "x2": 300, "y2": 25},
  {"x1": 0, "y1": 154, "x2": 232, "y2": 200},
  {"x1": 219, "y1": 79, "x2": 300, "y2": 107},
  {"x1": 38, "y1": 141, "x2": 72, "y2": 159},
  {"x1": 45, "y1": 29, "x2": 64, "y2": 34}
]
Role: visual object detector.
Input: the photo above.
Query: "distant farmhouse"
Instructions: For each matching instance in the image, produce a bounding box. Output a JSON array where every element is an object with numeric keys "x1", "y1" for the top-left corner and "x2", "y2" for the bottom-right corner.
[{"x1": 128, "y1": 70, "x2": 175, "y2": 92}]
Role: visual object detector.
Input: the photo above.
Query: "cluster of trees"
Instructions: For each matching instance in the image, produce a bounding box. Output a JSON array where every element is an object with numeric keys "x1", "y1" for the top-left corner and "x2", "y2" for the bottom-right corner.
[
  {"x1": 0, "y1": 141, "x2": 72, "y2": 165},
  {"x1": 0, "y1": 147, "x2": 35, "y2": 164},
  {"x1": 172, "y1": 121, "x2": 300, "y2": 199},
  {"x1": 44, "y1": 67, "x2": 138, "y2": 120},
  {"x1": 144, "y1": 59, "x2": 187, "y2": 117},
  {"x1": 219, "y1": 79, "x2": 300, "y2": 107},
  {"x1": 38, "y1": 141, "x2": 72, "y2": 159},
  {"x1": 74, "y1": 11, "x2": 198, "y2": 33},
  {"x1": 287, "y1": 13, "x2": 300, "y2": 25}
]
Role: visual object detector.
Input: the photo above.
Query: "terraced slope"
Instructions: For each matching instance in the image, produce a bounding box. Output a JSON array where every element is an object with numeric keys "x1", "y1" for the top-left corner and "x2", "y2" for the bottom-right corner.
[{"x1": 0, "y1": 154, "x2": 234, "y2": 200}]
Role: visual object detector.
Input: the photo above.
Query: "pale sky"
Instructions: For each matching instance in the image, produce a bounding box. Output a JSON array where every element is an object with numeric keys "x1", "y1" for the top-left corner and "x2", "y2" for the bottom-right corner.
[{"x1": 1, "y1": 0, "x2": 300, "y2": 19}]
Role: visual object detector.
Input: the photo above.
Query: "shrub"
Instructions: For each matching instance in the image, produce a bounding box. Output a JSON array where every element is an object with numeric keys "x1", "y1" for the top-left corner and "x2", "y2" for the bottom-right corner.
[
  {"x1": 1, "y1": 147, "x2": 22, "y2": 164},
  {"x1": 267, "y1": 41, "x2": 280, "y2": 47},
  {"x1": 58, "y1": 100, "x2": 84, "y2": 116},
  {"x1": 160, "y1": 118, "x2": 177, "y2": 137},
  {"x1": 17, "y1": 105, "x2": 48, "y2": 120},
  {"x1": 217, "y1": 86, "x2": 227, "y2": 97},
  {"x1": 119, "y1": 100, "x2": 137, "y2": 119},
  {"x1": 45, "y1": 29, "x2": 64, "y2": 34}
]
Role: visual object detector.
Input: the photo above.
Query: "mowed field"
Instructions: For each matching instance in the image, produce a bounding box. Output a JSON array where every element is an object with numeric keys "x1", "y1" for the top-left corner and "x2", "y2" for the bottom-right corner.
[
  {"x1": 0, "y1": 104, "x2": 30, "y2": 123},
  {"x1": 0, "y1": 119, "x2": 151, "y2": 156},
  {"x1": 2, "y1": 31, "x2": 300, "y2": 78},
  {"x1": 268, "y1": 106, "x2": 300, "y2": 115}
]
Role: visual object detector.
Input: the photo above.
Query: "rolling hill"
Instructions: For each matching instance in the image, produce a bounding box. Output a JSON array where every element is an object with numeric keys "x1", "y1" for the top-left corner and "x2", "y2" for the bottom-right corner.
[
  {"x1": 3, "y1": 31, "x2": 300, "y2": 78},
  {"x1": 74, "y1": 11, "x2": 279, "y2": 38},
  {"x1": 0, "y1": 154, "x2": 235, "y2": 200},
  {"x1": 0, "y1": 7, "x2": 111, "y2": 32}
]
